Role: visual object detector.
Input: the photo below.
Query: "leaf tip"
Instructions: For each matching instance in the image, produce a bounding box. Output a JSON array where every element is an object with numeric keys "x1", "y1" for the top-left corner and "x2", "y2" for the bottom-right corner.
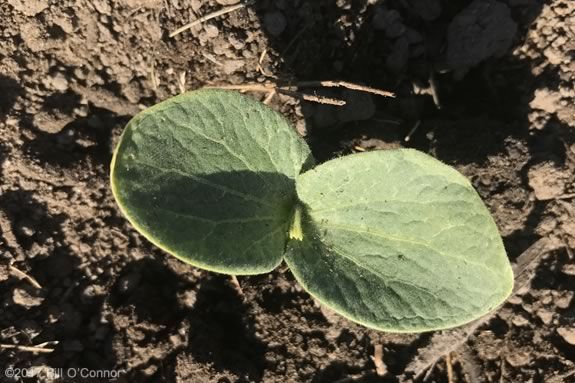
[{"x1": 289, "y1": 205, "x2": 304, "y2": 241}]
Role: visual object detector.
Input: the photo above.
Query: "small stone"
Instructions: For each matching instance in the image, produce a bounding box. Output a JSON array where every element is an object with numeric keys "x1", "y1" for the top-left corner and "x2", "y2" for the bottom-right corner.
[
  {"x1": 7, "y1": 0, "x2": 49, "y2": 16},
  {"x1": 528, "y1": 162, "x2": 567, "y2": 200},
  {"x1": 557, "y1": 327, "x2": 575, "y2": 345},
  {"x1": 204, "y1": 24, "x2": 219, "y2": 38},
  {"x1": 215, "y1": 0, "x2": 240, "y2": 4},
  {"x1": 264, "y1": 11, "x2": 287, "y2": 36},
  {"x1": 228, "y1": 34, "x2": 245, "y2": 50},
  {"x1": 178, "y1": 290, "x2": 197, "y2": 309},
  {"x1": 530, "y1": 88, "x2": 562, "y2": 114},
  {"x1": 561, "y1": 264, "x2": 575, "y2": 276},
  {"x1": 506, "y1": 351, "x2": 531, "y2": 367},
  {"x1": 554, "y1": 291, "x2": 574, "y2": 309},
  {"x1": 222, "y1": 59, "x2": 244, "y2": 74},
  {"x1": 507, "y1": 295, "x2": 523, "y2": 305},
  {"x1": 536, "y1": 308, "x2": 553, "y2": 324},
  {"x1": 512, "y1": 314, "x2": 530, "y2": 327},
  {"x1": 51, "y1": 73, "x2": 69, "y2": 92},
  {"x1": 13, "y1": 288, "x2": 44, "y2": 307},
  {"x1": 33, "y1": 111, "x2": 74, "y2": 134}
]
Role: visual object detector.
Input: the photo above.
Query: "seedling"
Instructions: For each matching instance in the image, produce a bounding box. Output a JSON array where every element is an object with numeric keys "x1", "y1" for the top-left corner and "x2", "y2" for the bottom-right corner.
[{"x1": 110, "y1": 89, "x2": 513, "y2": 332}]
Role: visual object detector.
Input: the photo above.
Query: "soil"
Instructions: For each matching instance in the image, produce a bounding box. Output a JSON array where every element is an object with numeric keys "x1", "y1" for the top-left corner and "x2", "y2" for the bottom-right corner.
[{"x1": 1, "y1": 0, "x2": 574, "y2": 382}]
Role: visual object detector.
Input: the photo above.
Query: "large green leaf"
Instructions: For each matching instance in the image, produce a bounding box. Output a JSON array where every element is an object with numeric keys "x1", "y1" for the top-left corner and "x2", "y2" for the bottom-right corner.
[
  {"x1": 286, "y1": 149, "x2": 513, "y2": 332},
  {"x1": 111, "y1": 89, "x2": 313, "y2": 274}
]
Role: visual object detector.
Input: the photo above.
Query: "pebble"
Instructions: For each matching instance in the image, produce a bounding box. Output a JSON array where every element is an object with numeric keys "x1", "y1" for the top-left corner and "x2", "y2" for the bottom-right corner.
[
  {"x1": 13, "y1": 287, "x2": 44, "y2": 307},
  {"x1": 554, "y1": 291, "x2": 574, "y2": 309},
  {"x1": 228, "y1": 34, "x2": 245, "y2": 50},
  {"x1": 178, "y1": 289, "x2": 197, "y2": 309},
  {"x1": 536, "y1": 308, "x2": 553, "y2": 325},
  {"x1": 527, "y1": 162, "x2": 567, "y2": 200},
  {"x1": 561, "y1": 264, "x2": 575, "y2": 276},
  {"x1": 204, "y1": 24, "x2": 219, "y2": 38},
  {"x1": 222, "y1": 59, "x2": 244, "y2": 74},
  {"x1": 512, "y1": 314, "x2": 530, "y2": 327},
  {"x1": 530, "y1": 88, "x2": 562, "y2": 114},
  {"x1": 557, "y1": 327, "x2": 575, "y2": 345},
  {"x1": 506, "y1": 351, "x2": 531, "y2": 367}
]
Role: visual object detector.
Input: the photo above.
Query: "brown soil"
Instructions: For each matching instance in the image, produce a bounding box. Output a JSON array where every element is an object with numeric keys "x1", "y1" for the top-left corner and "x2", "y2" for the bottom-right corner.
[{"x1": 1, "y1": 0, "x2": 574, "y2": 382}]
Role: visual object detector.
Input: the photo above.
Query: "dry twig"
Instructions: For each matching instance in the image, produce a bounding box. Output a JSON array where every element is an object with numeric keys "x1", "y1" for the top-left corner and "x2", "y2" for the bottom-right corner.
[
  {"x1": 405, "y1": 120, "x2": 421, "y2": 142},
  {"x1": 204, "y1": 83, "x2": 346, "y2": 106},
  {"x1": 230, "y1": 275, "x2": 243, "y2": 297},
  {"x1": 257, "y1": 48, "x2": 275, "y2": 78},
  {"x1": 9, "y1": 265, "x2": 42, "y2": 289},
  {"x1": 370, "y1": 344, "x2": 388, "y2": 377},
  {"x1": 0, "y1": 342, "x2": 56, "y2": 353},
  {"x1": 446, "y1": 353, "x2": 454, "y2": 383},
  {"x1": 170, "y1": 2, "x2": 250, "y2": 38},
  {"x1": 295, "y1": 80, "x2": 395, "y2": 98},
  {"x1": 263, "y1": 90, "x2": 276, "y2": 105},
  {"x1": 278, "y1": 89, "x2": 345, "y2": 106},
  {"x1": 204, "y1": 80, "x2": 394, "y2": 106}
]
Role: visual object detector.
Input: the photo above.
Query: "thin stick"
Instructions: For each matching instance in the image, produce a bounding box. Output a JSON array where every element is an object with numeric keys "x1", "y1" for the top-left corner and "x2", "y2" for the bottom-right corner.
[
  {"x1": 499, "y1": 356, "x2": 506, "y2": 383},
  {"x1": 562, "y1": 235, "x2": 574, "y2": 259},
  {"x1": 405, "y1": 120, "x2": 421, "y2": 142},
  {"x1": 201, "y1": 52, "x2": 223, "y2": 67},
  {"x1": 150, "y1": 61, "x2": 159, "y2": 91},
  {"x1": 263, "y1": 90, "x2": 276, "y2": 105},
  {"x1": 446, "y1": 353, "x2": 454, "y2": 383},
  {"x1": 205, "y1": 83, "x2": 346, "y2": 106},
  {"x1": 204, "y1": 83, "x2": 275, "y2": 92},
  {"x1": 170, "y1": 2, "x2": 249, "y2": 38},
  {"x1": 295, "y1": 80, "x2": 395, "y2": 98},
  {"x1": 278, "y1": 89, "x2": 346, "y2": 106},
  {"x1": 0, "y1": 343, "x2": 55, "y2": 353},
  {"x1": 370, "y1": 344, "x2": 387, "y2": 376},
  {"x1": 230, "y1": 275, "x2": 243, "y2": 296},
  {"x1": 9, "y1": 265, "x2": 42, "y2": 289},
  {"x1": 257, "y1": 48, "x2": 275, "y2": 78},
  {"x1": 429, "y1": 71, "x2": 442, "y2": 109},
  {"x1": 177, "y1": 71, "x2": 187, "y2": 94}
]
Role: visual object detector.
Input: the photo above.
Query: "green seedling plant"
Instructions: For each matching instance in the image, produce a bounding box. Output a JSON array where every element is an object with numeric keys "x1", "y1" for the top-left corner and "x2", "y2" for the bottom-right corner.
[{"x1": 110, "y1": 89, "x2": 514, "y2": 332}]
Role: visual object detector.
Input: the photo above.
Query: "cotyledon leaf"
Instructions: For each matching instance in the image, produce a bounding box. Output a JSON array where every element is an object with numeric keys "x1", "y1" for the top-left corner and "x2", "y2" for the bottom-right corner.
[
  {"x1": 111, "y1": 89, "x2": 314, "y2": 275},
  {"x1": 286, "y1": 149, "x2": 514, "y2": 332}
]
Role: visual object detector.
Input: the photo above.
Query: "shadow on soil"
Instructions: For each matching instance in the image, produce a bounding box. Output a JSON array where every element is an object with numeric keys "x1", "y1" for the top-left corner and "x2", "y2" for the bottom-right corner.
[
  {"x1": 105, "y1": 257, "x2": 266, "y2": 382},
  {"x1": 0, "y1": 74, "x2": 22, "y2": 118},
  {"x1": 249, "y1": 0, "x2": 561, "y2": 381},
  {"x1": 251, "y1": 1, "x2": 562, "y2": 262}
]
